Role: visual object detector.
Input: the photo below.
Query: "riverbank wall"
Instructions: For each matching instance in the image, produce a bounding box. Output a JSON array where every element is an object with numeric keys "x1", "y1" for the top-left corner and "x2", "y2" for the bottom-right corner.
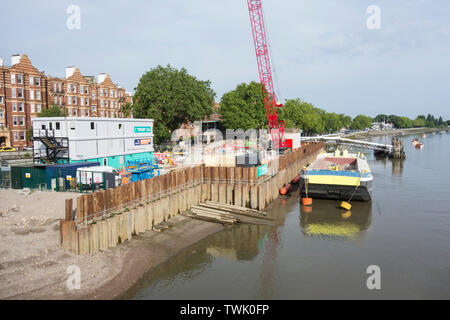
[{"x1": 60, "y1": 142, "x2": 324, "y2": 255}]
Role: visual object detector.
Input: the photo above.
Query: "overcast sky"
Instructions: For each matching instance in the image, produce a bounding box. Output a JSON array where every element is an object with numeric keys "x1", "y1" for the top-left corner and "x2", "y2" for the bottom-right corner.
[{"x1": 1, "y1": 0, "x2": 449, "y2": 119}]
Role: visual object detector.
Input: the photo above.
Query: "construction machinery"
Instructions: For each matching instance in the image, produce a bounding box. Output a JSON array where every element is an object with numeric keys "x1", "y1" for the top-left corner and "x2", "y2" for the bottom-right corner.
[{"x1": 247, "y1": 0, "x2": 286, "y2": 149}]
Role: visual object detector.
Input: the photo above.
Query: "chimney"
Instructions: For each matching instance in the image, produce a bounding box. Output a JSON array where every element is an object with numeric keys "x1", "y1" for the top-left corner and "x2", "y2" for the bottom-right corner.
[
  {"x1": 0, "y1": 57, "x2": 3, "y2": 67},
  {"x1": 11, "y1": 54, "x2": 21, "y2": 66},
  {"x1": 66, "y1": 66, "x2": 76, "y2": 79},
  {"x1": 97, "y1": 73, "x2": 107, "y2": 83}
]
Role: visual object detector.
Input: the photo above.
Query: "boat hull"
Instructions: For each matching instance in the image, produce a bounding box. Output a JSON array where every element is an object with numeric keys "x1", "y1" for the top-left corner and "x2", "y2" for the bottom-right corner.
[{"x1": 300, "y1": 178, "x2": 373, "y2": 202}]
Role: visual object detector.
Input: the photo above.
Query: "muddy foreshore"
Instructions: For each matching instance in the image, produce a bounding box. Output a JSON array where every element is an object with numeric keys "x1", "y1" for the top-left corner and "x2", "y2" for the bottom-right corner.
[
  {"x1": 0, "y1": 189, "x2": 224, "y2": 300},
  {"x1": 55, "y1": 216, "x2": 224, "y2": 300}
]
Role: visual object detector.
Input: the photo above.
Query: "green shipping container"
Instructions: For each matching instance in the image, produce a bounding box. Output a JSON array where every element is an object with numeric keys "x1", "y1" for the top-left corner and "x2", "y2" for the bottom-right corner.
[{"x1": 11, "y1": 165, "x2": 47, "y2": 190}]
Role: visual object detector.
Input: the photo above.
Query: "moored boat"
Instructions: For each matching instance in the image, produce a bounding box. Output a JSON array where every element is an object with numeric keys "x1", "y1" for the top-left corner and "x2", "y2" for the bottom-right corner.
[{"x1": 300, "y1": 150, "x2": 373, "y2": 202}]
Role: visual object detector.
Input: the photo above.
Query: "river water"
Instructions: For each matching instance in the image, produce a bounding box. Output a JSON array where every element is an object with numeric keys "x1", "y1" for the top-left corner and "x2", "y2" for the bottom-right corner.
[{"x1": 127, "y1": 132, "x2": 450, "y2": 300}]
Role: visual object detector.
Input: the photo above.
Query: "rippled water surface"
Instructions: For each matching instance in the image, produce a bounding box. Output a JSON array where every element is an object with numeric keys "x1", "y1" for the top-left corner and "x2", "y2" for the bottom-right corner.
[{"x1": 126, "y1": 132, "x2": 450, "y2": 300}]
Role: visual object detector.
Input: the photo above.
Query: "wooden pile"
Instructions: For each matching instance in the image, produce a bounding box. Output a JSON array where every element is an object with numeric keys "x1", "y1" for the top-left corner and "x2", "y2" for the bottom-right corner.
[{"x1": 187, "y1": 202, "x2": 274, "y2": 226}]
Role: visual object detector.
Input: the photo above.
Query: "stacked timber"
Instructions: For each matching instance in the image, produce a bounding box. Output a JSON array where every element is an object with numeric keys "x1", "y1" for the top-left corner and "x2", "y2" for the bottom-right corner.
[{"x1": 187, "y1": 202, "x2": 273, "y2": 226}]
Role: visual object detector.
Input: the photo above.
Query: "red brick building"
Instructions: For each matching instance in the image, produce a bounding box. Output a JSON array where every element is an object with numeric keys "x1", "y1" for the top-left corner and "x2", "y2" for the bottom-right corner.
[{"x1": 0, "y1": 54, "x2": 129, "y2": 150}]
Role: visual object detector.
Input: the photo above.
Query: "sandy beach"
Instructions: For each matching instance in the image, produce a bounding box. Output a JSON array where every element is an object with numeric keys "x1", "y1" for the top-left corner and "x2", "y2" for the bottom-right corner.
[{"x1": 0, "y1": 189, "x2": 224, "y2": 300}]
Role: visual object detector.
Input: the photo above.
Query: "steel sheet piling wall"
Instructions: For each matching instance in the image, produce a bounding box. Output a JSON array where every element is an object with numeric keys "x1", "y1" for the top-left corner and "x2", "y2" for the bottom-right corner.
[{"x1": 61, "y1": 143, "x2": 324, "y2": 255}]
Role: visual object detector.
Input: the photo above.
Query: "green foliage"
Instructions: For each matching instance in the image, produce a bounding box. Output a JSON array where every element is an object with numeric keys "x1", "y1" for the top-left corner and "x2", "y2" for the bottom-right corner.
[
  {"x1": 133, "y1": 65, "x2": 215, "y2": 144},
  {"x1": 26, "y1": 129, "x2": 33, "y2": 141},
  {"x1": 219, "y1": 82, "x2": 267, "y2": 131},
  {"x1": 350, "y1": 115, "x2": 372, "y2": 130},
  {"x1": 374, "y1": 114, "x2": 388, "y2": 123},
  {"x1": 38, "y1": 105, "x2": 67, "y2": 117},
  {"x1": 279, "y1": 99, "x2": 326, "y2": 135},
  {"x1": 121, "y1": 102, "x2": 133, "y2": 118}
]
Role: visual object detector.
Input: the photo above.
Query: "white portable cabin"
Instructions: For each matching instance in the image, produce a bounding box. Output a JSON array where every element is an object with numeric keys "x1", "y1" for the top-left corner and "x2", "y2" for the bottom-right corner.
[{"x1": 32, "y1": 117, "x2": 154, "y2": 166}]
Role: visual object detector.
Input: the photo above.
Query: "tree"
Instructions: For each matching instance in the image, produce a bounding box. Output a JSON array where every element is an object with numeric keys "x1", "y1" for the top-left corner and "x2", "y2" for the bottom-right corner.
[
  {"x1": 339, "y1": 114, "x2": 353, "y2": 128},
  {"x1": 351, "y1": 115, "x2": 372, "y2": 130},
  {"x1": 38, "y1": 105, "x2": 67, "y2": 117},
  {"x1": 323, "y1": 112, "x2": 343, "y2": 133},
  {"x1": 413, "y1": 115, "x2": 427, "y2": 127},
  {"x1": 121, "y1": 102, "x2": 133, "y2": 118},
  {"x1": 133, "y1": 65, "x2": 215, "y2": 144},
  {"x1": 219, "y1": 82, "x2": 267, "y2": 131},
  {"x1": 280, "y1": 98, "x2": 325, "y2": 135},
  {"x1": 374, "y1": 114, "x2": 388, "y2": 123}
]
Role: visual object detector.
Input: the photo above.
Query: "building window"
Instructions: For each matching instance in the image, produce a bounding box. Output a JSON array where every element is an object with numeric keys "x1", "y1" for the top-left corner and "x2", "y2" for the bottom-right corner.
[
  {"x1": 20, "y1": 131, "x2": 25, "y2": 141},
  {"x1": 101, "y1": 111, "x2": 104, "y2": 117},
  {"x1": 91, "y1": 92, "x2": 95, "y2": 100},
  {"x1": 41, "y1": 124, "x2": 46, "y2": 130},
  {"x1": 73, "y1": 109, "x2": 77, "y2": 116},
  {"x1": 17, "y1": 88, "x2": 23, "y2": 98},
  {"x1": 18, "y1": 103, "x2": 24, "y2": 112},
  {"x1": 72, "y1": 84, "x2": 77, "y2": 93},
  {"x1": 11, "y1": 88, "x2": 16, "y2": 98},
  {"x1": 14, "y1": 132, "x2": 18, "y2": 141},
  {"x1": 67, "y1": 108, "x2": 72, "y2": 116},
  {"x1": 80, "y1": 97, "x2": 84, "y2": 106},
  {"x1": 72, "y1": 96, "x2": 77, "y2": 105},
  {"x1": 67, "y1": 84, "x2": 71, "y2": 93},
  {"x1": 35, "y1": 77, "x2": 40, "y2": 86},
  {"x1": 53, "y1": 83, "x2": 57, "y2": 91},
  {"x1": 84, "y1": 86, "x2": 88, "y2": 94},
  {"x1": 91, "y1": 105, "x2": 96, "y2": 111},
  {"x1": 59, "y1": 97, "x2": 63, "y2": 105},
  {"x1": 54, "y1": 96, "x2": 57, "y2": 104},
  {"x1": 37, "y1": 104, "x2": 41, "y2": 113},
  {"x1": 86, "y1": 110, "x2": 89, "y2": 116},
  {"x1": 58, "y1": 83, "x2": 62, "y2": 92},
  {"x1": 56, "y1": 122, "x2": 60, "y2": 130},
  {"x1": 36, "y1": 91, "x2": 41, "y2": 100},
  {"x1": 0, "y1": 96, "x2": 3, "y2": 104},
  {"x1": 19, "y1": 116, "x2": 24, "y2": 126},
  {"x1": 90, "y1": 122, "x2": 95, "y2": 130},
  {"x1": 30, "y1": 104, "x2": 35, "y2": 113},
  {"x1": 11, "y1": 74, "x2": 15, "y2": 84},
  {"x1": 13, "y1": 116, "x2": 18, "y2": 126},
  {"x1": 29, "y1": 76, "x2": 34, "y2": 86},
  {"x1": 30, "y1": 90, "x2": 35, "y2": 100},
  {"x1": 17, "y1": 74, "x2": 23, "y2": 84}
]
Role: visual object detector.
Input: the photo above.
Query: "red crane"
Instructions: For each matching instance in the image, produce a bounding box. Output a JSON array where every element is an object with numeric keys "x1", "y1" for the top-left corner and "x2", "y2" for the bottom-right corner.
[{"x1": 247, "y1": 0, "x2": 285, "y2": 149}]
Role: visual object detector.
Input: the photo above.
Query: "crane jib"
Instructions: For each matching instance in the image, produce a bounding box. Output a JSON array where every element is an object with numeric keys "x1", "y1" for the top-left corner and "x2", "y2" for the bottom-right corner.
[{"x1": 247, "y1": 0, "x2": 286, "y2": 148}]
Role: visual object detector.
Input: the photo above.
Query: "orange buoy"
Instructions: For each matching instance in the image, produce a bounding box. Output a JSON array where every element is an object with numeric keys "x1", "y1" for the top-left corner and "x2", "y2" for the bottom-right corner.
[
  {"x1": 302, "y1": 197, "x2": 313, "y2": 206},
  {"x1": 280, "y1": 184, "x2": 292, "y2": 195},
  {"x1": 302, "y1": 205, "x2": 313, "y2": 213},
  {"x1": 292, "y1": 175, "x2": 301, "y2": 184}
]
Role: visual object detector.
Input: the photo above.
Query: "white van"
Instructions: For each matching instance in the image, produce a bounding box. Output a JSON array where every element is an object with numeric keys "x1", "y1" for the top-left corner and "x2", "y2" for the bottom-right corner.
[{"x1": 76, "y1": 166, "x2": 121, "y2": 189}]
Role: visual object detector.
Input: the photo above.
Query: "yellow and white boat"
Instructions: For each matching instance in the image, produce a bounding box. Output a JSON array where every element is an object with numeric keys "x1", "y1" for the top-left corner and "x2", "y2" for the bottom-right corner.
[{"x1": 300, "y1": 150, "x2": 373, "y2": 202}]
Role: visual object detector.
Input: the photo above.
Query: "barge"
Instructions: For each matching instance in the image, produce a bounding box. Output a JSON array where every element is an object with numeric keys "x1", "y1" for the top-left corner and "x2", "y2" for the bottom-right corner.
[{"x1": 300, "y1": 150, "x2": 373, "y2": 202}]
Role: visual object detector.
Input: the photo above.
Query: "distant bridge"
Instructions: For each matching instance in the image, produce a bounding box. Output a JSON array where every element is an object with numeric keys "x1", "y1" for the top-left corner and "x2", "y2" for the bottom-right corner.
[{"x1": 301, "y1": 136, "x2": 394, "y2": 153}]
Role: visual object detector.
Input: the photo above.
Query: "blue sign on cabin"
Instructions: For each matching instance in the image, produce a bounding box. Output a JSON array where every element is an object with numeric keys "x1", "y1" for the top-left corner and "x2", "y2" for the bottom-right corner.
[
  {"x1": 134, "y1": 126, "x2": 152, "y2": 133},
  {"x1": 257, "y1": 164, "x2": 269, "y2": 177}
]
